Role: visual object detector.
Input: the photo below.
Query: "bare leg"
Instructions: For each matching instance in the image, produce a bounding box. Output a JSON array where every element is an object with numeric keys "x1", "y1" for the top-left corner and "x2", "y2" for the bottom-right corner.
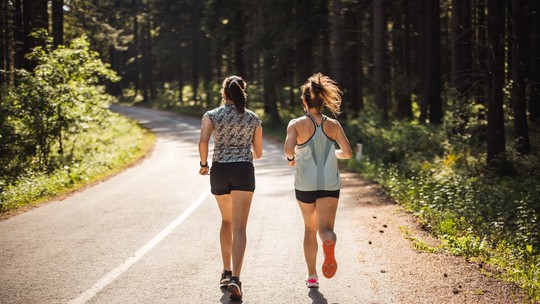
[
  {"x1": 215, "y1": 194, "x2": 233, "y2": 272},
  {"x1": 297, "y1": 201, "x2": 318, "y2": 276},
  {"x1": 315, "y1": 197, "x2": 339, "y2": 278},
  {"x1": 229, "y1": 190, "x2": 253, "y2": 278},
  {"x1": 315, "y1": 197, "x2": 338, "y2": 243}
]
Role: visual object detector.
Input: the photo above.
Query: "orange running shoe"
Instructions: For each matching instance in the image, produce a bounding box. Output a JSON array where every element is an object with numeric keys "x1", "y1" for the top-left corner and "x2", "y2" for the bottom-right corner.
[{"x1": 322, "y1": 239, "x2": 337, "y2": 278}]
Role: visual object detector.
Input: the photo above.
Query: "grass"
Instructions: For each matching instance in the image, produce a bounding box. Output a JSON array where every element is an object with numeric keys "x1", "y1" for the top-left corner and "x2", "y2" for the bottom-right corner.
[{"x1": 0, "y1": 112, "x2": 154, "y2": 215}]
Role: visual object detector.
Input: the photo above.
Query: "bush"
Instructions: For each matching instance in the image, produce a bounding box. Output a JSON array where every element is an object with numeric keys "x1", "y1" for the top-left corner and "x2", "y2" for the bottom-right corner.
[
  {"x1": 0, "y1": 35, "x2": 121, "y2": 211},
  {"x1": 0, "y1": 35, "x2": 118, "y2": 179}
]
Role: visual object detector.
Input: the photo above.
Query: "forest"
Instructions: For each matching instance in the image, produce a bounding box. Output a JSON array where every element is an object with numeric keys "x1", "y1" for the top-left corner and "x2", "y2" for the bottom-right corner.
[{"x1": 1, "y1": 0, "x2": 539, "y2": 300}]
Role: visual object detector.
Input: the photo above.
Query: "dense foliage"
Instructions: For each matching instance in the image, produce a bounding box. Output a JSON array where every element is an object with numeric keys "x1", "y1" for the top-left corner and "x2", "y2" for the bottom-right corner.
[
  {"x1": 345, "y1": 101, "x2": 540, "y2": 300},
  {"x1": 0, "y1": 36, "x2": 128, "y2": 211}
]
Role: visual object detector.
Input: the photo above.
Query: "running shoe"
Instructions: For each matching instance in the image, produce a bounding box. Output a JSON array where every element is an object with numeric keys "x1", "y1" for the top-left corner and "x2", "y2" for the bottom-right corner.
[
  {"x1": 220, "y1": 270, "x2": 232, "y2": 288},
  {"x1": 322, "y1": 239, "x2": 337, "y2": 278},
  {"x1": 305, "y1": 274, "x2": 319, "y2": 288},
  {"x1": 228, "y1": 276, "x2": 242, "y2": 300}
]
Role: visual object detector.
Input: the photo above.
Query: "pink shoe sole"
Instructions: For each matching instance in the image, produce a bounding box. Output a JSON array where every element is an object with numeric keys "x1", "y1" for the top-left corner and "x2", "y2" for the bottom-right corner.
[{"x1": 322, "y1": 239, "x2": 337, "y2": 278}]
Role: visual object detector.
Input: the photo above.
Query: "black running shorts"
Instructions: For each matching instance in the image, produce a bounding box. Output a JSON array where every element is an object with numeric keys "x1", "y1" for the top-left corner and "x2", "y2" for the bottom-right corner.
[
  {"x1": 210, "y1": 162, "x2": 255, "y2": 195},
  {"x1": 295, "y1": 189, "x2": 340, "y2": 204}
]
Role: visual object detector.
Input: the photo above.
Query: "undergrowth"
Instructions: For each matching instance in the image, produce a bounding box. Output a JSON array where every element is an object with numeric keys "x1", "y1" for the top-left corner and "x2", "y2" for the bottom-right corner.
[
  {"x1": 347, "y1": 108, "x2": 540, "y2": 302},
  {"x1": 0, "y1": 113, "x2": 153, "y2": 212}
]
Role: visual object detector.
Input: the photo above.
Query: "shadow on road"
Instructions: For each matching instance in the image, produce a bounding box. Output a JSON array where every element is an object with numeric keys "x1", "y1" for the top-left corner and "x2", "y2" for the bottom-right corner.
[{"x1": 308, "y1": 288, "x2": 328, "y2": 304}]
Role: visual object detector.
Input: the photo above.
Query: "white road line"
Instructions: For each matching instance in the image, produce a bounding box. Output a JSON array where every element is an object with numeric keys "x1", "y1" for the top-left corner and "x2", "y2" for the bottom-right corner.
[{"x1": 68, "y1": 188, "x2": 211, "y2": 304}]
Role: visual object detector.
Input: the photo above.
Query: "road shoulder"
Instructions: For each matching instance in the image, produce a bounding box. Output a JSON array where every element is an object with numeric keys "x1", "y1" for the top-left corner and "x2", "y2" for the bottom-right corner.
[{"x1": 340, "y1": 170, "x2": 525, "y2": 304}]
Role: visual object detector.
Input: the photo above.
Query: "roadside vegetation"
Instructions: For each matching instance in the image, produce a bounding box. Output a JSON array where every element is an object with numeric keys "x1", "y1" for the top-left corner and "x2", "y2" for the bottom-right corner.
[
  {"x1": 344, "y1": 103, "x2": 540, "y2": 302},
  {"x1": 0, "y1": 36, "x2": 153, "y2": 214}
]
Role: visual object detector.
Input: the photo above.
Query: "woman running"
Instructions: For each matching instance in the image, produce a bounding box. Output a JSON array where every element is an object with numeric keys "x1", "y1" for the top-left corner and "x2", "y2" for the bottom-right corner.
[
  {"x1": 198, "y1": 75, "x2": 263, "y2": 301},
  {"x1": 284, "y1": 73, "x2": 352, "y2": 288}
]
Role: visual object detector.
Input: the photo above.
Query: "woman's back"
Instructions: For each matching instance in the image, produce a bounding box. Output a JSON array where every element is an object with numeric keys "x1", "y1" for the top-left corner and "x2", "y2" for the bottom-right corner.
[
  {"x1": 204, "y1": 104, "x2": 261, "y2": 163},
  {"x1": 294, "y1": 114, "x2": 340, "y2": 191}
]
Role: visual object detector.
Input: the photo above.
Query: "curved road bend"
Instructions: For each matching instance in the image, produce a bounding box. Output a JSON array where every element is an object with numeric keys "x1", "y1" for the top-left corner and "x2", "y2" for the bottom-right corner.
[{"x1": 0, "y1": 106, "x2": 397, "y2": 304}]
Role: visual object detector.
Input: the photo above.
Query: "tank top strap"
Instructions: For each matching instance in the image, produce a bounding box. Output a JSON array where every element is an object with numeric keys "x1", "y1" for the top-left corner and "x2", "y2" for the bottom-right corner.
[
  {"x1": 320, "y1": 115, "x2": 328, "y2": 126},
  {"x1": 306, "y1": 113, "x2": 324, "y2": 127},
  {"x1": 306, "y1": 113, "x2": 319, "y2": 127}
]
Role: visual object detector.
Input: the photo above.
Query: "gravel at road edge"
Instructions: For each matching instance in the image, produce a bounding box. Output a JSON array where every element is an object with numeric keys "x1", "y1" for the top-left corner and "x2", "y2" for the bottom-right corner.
[{"x1": 340, "y1": 170, "x2": 526, "y2": 304}]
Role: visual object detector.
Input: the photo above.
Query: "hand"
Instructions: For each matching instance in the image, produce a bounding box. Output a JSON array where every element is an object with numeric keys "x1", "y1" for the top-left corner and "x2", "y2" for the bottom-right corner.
[
  {"x1": 287, "y1": 159, "x2": 296, "y2": 167},
  {"x1": 199, "y1": 166, "x2": 210, "y2": 175}
]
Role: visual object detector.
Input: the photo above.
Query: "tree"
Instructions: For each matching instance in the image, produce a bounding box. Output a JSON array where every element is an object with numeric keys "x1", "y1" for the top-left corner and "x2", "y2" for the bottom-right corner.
[
  {"x1": 295, "y1": 0, "x2": 315, "y2": 83},
  {"x1": 511, "y1": 0, "x2": 530, "y2": 154},
  {"x1": 52, "y1": 0, "x2": 64, "y2": 47},
  {"x1": 373, "y1": 0, "x2": 388, "y2": 119},
  {"x1": 330, "y1": 0, "x2": 344, "y2": 84},
  {"x1": 1, "y1": 0, "x2": 11, "y2": 85},
  {"x1": 420, "y1": 0, "x2": 443, "y2": 124},
  {"x1": 530, "y1": 0, "x2": 540, "y2": 122},
  {"x1": 486, "y1": 0, "x2": 506, "y2": 165},
  {"x1": 392, "y1": 0, "x2": 413, "y2": 119},
  {"x1": 341, "y1": 1, "x2": 365, "y2": 114},
  {"x1": 451, "y1": 0, "x2": 472, "y2": 97},
  {"x1": 260, "y1": 0, "x2": 282, "y2": 123}
]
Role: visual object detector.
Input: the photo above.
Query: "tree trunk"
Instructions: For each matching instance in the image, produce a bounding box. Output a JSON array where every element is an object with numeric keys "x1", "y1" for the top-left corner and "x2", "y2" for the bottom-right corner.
[
  {"x1": 341, "y1": 1, "x2": 359, "y2": 114},
  {"x1": 427, "y1": 0, "x2": 443, "y2": 124},
  {"x1": 395, "y1": 0, "x2": 413, "y2": 119},
  {"x1": 419, "y1": 0, "x2": 442, "y2": 124},
  {"x1": 355, "y1": 5, "x2": 364, "y2": 112},
  {"x1": 232, "y1": 8, "x2": 245, "y2": 77},
  {"x1": 320, "y1": 0, "x2": 331, "y2": 73},
  {"x1": 22, "y1": 0, "x2": 33, "y2": 70},
  {"x1": 474, "y1": 0, "x2": 488, "y2": 102},
  {"x1": 133, "y1": 16, "x2": 140, "y2": 96},
  {"x1": 408, "y1": 0, "x2": 425, "y2": 104},
  {"x1": 296, "y1": 0, "x2": 314, "y2": 82},
  {"x1": 451, "y1": 0, "x2": 472, "y2": 97},
  {"x1": 13, "y1": 0, "x2": 23, "y2": 70},
  {"x1": 1, "y1": 0, "x2": 8, "y2": 86},
  {"x1": 178, "y1": 63, "x2": 184, "y2": 104},
  {"x1": 511, "y1": 0, "x2": 530, "y2": 154},
  {"x1": 486, "y1": 0, "x2": 506, "y2": 165},
  {"x1": 190, "y1": 9, "x2": 200, "y2": 104},
  {"x1": 52, "y1": 0, "x2": 64, "y2": 47},
  {"x1": 263, "y1": 53, "x2": 280, "y2": 123},
  {"x1": 373, "y1": 0, "x2": 388, "y2": 119},
  {"x1": 330, "y1": 0, "x2": 343, "y2": 84},
  {"x1": 530, "y1": 0, "x2": 540, "y2": 122},
  {"x1": 141, "y1": 11, "x2": 154, "y2": 102}
]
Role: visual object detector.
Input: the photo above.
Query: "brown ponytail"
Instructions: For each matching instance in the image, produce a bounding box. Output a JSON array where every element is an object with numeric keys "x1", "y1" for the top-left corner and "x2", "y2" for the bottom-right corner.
[
  {"x1": 222, "y1": 75, "x2": 247, "y2": 113},
  {"x1": 301, "y1": 73, "x2": 343, "y2": 116}
]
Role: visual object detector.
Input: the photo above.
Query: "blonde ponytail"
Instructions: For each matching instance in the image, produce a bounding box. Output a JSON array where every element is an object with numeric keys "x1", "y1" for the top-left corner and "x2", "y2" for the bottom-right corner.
[{"x1": 301, "y1": 73, "x2": 343, "y2": 116}]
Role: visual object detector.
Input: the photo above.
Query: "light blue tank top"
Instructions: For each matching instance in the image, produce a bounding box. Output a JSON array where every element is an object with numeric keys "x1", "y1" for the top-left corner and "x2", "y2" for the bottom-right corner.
[{"x1": 294, "y1": 114, "x2": 341, "y2": 191}]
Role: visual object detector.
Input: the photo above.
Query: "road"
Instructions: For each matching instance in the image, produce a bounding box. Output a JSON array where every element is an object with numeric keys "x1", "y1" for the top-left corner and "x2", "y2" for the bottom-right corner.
[{"x1": 0, "y1": 106, "x2": 523, "y2": 304}]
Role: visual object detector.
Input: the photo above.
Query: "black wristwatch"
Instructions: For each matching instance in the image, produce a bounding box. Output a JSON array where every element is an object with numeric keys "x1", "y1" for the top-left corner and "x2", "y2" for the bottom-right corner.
[
  {"x1": 200, "y1": 161, "x2": 209, "y2": 168},
  {"x1": 286, "y1": 155, "x2": 295, "y2": 162}
]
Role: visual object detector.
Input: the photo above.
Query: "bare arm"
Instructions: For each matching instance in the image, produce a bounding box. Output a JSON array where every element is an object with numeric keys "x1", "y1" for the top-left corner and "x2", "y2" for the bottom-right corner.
[
  {"x1": 333, "y1": 121, "x2": 353, "y2": 159},
  {"x1": 198, "y1": 116, "x2": 213, "y2": 175},
  {"x1": 284, "y1": 120, "x2": 298, "y2": 166},
  {"x1": 252, "y1": 126, "x2": 263, "y2": 160}
]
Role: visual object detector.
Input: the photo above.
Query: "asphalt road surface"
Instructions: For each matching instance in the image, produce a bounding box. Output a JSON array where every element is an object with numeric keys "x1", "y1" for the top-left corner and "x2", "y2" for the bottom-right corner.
[{"x1": 0, "y1": 106, "x2": 522, "y2": 304}]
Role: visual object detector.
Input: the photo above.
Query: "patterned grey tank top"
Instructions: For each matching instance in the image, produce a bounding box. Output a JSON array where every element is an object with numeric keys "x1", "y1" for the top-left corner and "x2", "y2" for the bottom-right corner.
[
  {"x1": 204, "y1": 104, "x2": 261, "y2": 163},
  {"x1": 294, "y1": 114, "x2": 341, "y2": 191}
]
